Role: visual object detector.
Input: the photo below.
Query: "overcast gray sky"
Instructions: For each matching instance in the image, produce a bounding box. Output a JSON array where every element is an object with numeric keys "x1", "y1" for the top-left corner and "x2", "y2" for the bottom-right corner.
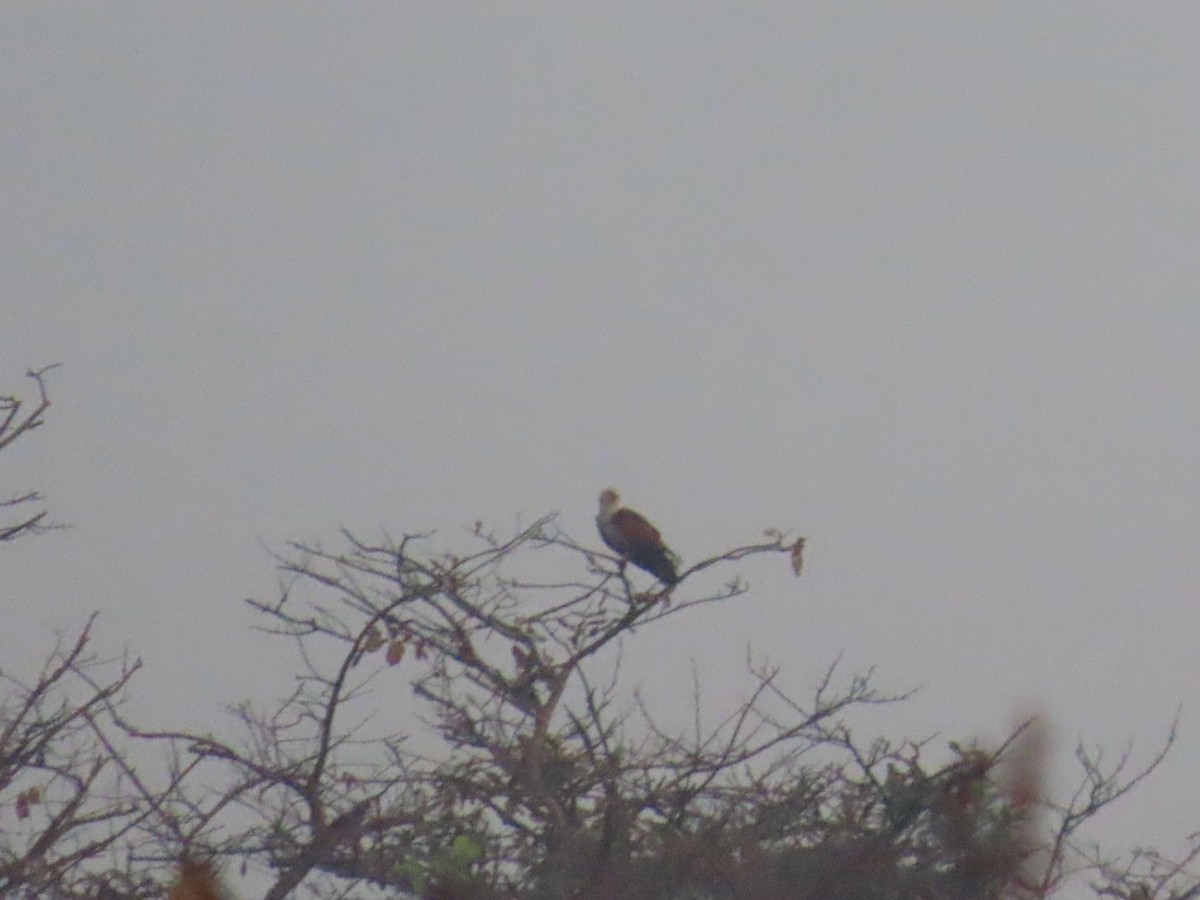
[{"x1": 3, "y1": 4, "x2": 1199, "y2": 886}]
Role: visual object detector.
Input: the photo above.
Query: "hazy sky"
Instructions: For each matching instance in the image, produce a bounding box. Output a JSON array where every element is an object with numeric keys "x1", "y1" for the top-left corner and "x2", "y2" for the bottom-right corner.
[{"x1": 3, "y1": 5, "x2": 1199, "y2": 886}]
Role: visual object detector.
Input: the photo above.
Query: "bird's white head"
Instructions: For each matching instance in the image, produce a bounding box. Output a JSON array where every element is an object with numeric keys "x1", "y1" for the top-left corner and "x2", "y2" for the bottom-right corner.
[{"x1": 598, "y1": 488, "x2": 622, "y2": 517}]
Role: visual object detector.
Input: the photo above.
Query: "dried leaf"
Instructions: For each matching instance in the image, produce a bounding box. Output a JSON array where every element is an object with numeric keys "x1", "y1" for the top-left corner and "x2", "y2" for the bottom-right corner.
[
  {"x1": 362, "y1": 627, "x2": 385, "y2": 653},
  {"x1": 790, "y1": 537, "x2": 806, "y2": 576},
  {"x1": 386, "y1": 640, "x2": 406, "y2": 666}
]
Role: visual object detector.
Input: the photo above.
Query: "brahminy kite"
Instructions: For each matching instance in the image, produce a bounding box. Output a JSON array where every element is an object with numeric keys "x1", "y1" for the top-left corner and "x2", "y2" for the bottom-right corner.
[{"x1": 596, "y1": 488, "x2": 680, "y2": 585}]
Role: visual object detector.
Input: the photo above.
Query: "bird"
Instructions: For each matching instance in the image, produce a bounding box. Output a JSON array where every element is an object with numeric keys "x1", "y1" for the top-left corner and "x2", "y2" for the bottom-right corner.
[{"x1": 596, "y1": 488, "x2": 680, "y2": 585}]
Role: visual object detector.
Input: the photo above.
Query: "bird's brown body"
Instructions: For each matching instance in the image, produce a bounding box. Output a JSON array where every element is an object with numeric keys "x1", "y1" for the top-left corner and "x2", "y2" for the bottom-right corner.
[{"x1": 596, "y1": 489, "x2": 679, "y2": 585}]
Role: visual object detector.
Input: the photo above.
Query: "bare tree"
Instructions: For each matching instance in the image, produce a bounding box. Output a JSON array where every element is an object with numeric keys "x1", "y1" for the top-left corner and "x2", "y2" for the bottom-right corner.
[
  {"x1": 0, "y1": 364, "x2": 174, "y2": 899},
  {"x1": 1, "y1": 373, "x2": 1192, "y2": 897},
  {"x1": 97, "y1": 519, "x2": 1192, "y2": 900}
]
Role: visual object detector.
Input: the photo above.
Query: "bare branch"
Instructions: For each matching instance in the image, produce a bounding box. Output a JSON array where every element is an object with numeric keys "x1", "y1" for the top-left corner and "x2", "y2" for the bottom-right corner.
[{"x1": 0, "y1": 365, "x2": 63, "y2": 543}]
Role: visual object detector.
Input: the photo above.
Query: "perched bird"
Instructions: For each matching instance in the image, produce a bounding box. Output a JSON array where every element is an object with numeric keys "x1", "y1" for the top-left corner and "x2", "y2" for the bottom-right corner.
[{"x1": 596, "y1": 488, "x2": 680, "y2": 585}]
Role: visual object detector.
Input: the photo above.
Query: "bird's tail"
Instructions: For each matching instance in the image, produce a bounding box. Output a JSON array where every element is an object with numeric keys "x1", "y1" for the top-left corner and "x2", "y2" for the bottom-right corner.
[{"x1": 644, "y1": 549, "x2": 680, "y2": 586}]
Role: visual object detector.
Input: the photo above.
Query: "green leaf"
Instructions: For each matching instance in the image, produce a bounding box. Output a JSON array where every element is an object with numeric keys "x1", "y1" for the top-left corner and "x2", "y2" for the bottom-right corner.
[
  {"x1": 394, "y1": 858, "x2": 427, "y2": 894},
  {"x1": 450, "y1": 834, "x2": 483, "y2": 866}
]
